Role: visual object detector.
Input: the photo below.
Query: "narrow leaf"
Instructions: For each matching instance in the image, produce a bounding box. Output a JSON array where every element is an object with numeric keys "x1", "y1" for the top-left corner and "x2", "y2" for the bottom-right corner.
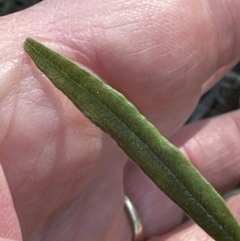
[{"x1": 24, "y1": 38, "x2": 240, "y2": 241}]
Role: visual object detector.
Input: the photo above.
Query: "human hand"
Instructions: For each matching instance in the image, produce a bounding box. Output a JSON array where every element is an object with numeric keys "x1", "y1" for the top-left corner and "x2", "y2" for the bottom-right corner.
[{"x1": 0, "y1": 0, "x2": 240, "y2": 240}]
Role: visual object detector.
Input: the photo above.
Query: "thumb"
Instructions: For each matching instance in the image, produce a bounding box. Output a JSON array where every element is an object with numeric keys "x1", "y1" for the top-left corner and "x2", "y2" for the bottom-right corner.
[{"x1": 2, "y1": 0, "x2": 240, "y2": 134}]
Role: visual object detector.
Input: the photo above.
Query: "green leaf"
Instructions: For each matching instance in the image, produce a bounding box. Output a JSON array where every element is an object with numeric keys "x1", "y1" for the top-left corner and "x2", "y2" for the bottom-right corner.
[{"x1": 24, "y1": 38, "x2": 240, "y2": 241}]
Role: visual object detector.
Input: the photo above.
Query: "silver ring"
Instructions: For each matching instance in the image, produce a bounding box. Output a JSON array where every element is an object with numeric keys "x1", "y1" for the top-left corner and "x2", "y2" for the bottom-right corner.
[{"x1": 124, "y1": 196, "x2": 144, "y2": 241}]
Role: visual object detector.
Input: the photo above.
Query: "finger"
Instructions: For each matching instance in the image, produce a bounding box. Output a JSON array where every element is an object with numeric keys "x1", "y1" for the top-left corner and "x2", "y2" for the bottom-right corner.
[
  {"x1": 147, "y1": 194, "x2": 240, "y2": 241},
  {"x1": 0, "y1": 165, "x2": 21, "y2": 240},
  {"x1": 124, "y1": 161, "x2": 184, "y2": 237},
  {"x1": 173, "y1": 110, "x2": 240, "y2": 192},
  {"x1": 124, "y1": 109, "x2": 240, "y2": 238}
]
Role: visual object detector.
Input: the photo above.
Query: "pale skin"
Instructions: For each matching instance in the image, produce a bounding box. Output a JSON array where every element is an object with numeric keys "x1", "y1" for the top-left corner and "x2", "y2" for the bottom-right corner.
[{"x1": 0, "y1": 0, "x2": 240, "y2": 240}]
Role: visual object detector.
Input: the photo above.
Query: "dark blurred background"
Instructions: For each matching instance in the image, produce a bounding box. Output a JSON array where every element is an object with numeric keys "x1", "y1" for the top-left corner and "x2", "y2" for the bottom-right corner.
[{"x1": 0, "y1": 0, "x2": 42, "y2": 15}]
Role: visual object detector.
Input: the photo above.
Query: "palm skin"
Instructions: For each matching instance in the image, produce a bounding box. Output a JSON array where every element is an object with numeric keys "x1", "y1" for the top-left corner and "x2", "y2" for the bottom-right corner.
[{"x1": 0, "y1": 0, "x2": 240, "y2": 240}]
